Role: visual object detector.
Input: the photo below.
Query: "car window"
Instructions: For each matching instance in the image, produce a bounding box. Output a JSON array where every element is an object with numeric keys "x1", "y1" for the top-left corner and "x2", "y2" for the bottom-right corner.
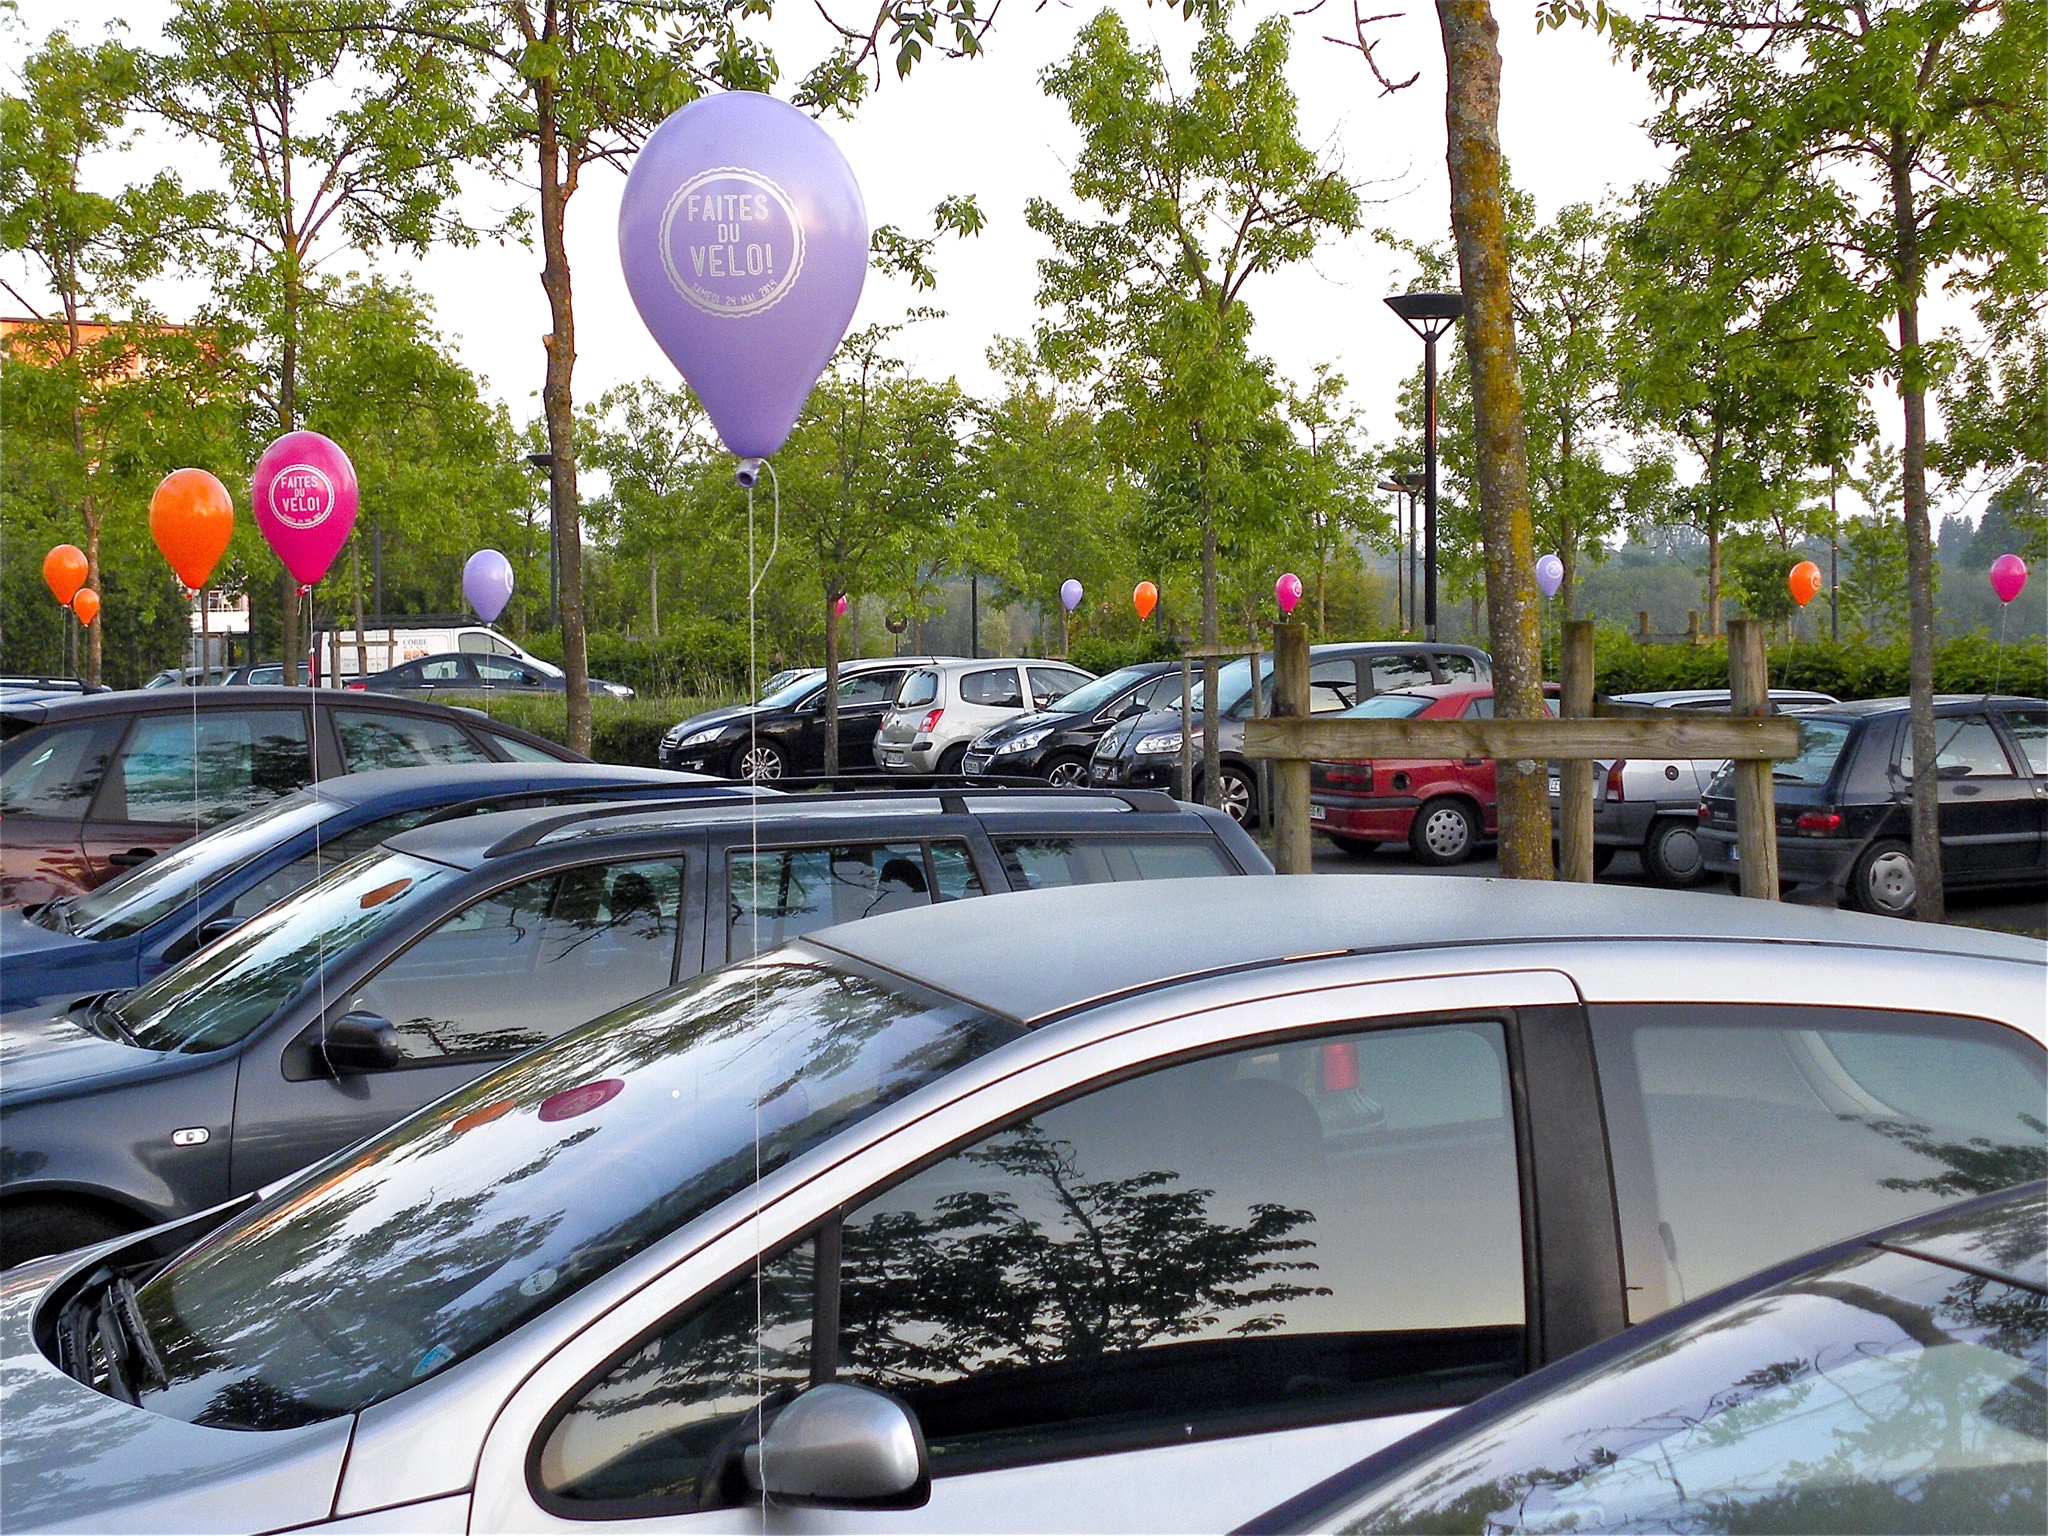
[
  {"x1": 836, "y1": 672, "x2": 898, "y2": 706},
  {"x1": 474, "y1": 656, "x2": 537, "y2": 684},
  {"x1": 729, "y1": 842, "x2": 978, "y2": 960},
  {"x1": 960, "y1": 668, "x2": 1025, "y2": 709},
  {"x1": 1136, "y1": 675, "x2": 1180, "y2": 709},
  {"x1": 458, "y1": 632, "x2": 492, "y2": 653},
  {"x1": 0, "y1": 720, "x2": 119, "y2": 818},
  {"x1": 335, "y1": 709, "x2": 495, "y2": 771},
  {"x1": 1028, "y1": 667, "x2": 1087, "y2": 709},
  {"x1": 485, "y1": 731, "x2": 563, "y2": 763},
  {"x1": 897, "y1": 670, "x2": 939, "y2": 708},
  {"x1": 1590, "y1": 1003, "x2": 2046, "y2": 1323},
  {"x1": 417, "y1": 656, "x2": 465, "y2": 683},
  {"x1": 98, "y1": 709, "x2": 311, "y2": 827},
  {"x1": 1774, "y1": 717, "x2": 1855, "y2": 787},
  {"x1": 1309, "y1": 658, "x2": 1361, "y2": 715},
  {"x1": 2003, "y1": 708, "x2": 2047, "y2": 775},
  {"x1": 1899, "y1": 714, "x2": 2018, "y2": 779},
  {"x1": 346, "y1": 860, "x2": 685, "y2": 1063},
  {"x1": 1466, "y1": 696, "x2": 1492, "y2": 718},
  {"x1": 994, "y1": 836, "x2": 1238, "y2": 888},
  {"x1": 1370, "y1": 654, "x2": 1434, "y2": 693},
  {"x1": 1435, "y1": 652, "x2": 1480, "y2": 683},
  {"x1": 833, "y1": 1021, "x2": 1522, "y2": 1468}
]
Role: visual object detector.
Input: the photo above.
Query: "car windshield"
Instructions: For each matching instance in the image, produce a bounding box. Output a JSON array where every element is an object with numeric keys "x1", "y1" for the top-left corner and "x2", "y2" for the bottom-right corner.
[
  {"x1": 1186, "y1": 655, "x2": 1261, "y2": 714},
  {"x1": 1338, "y1": 694, "x2": 1434, "y2": 719},
  {"x1": 1775, "y1": 717, "x2": 1855, "y2": 786},
  {"x1": 109, "y1": 850, "x2": 453, "y2": 1053},
  {"x1": 130, "y1": 954, "x2": 1016, "y2": 1429},
  {"x1": 42, "y1": 794, "x2": 341, "y2": 942},
  {"x1": 1046, "y1": 666, "x2": 1151, "y2": 717}
]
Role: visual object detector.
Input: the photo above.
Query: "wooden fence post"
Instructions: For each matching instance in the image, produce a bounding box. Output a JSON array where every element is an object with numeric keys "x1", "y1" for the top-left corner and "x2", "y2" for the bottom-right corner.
[
  {"x1": 1272, "y1": 620, "x2": 1312, "y2": 874},
  {"x1": 1559, "y1": 620, "x2": 1596, "y2": 883},
  {"x1": 1728, "y1": 619, "x2": 1780, "y2": 900}
]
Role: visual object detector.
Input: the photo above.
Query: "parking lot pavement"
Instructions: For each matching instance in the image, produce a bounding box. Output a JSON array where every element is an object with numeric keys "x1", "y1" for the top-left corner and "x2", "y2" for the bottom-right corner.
[{"x1": 1294, "y1": 834, "x2": 2048, "y2": 938}]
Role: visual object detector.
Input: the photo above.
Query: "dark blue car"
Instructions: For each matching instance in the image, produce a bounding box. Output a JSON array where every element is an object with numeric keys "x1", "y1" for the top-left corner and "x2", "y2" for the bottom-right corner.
[{"x1": 0, "y1": 762, "x2": 724, "y2": 1023}]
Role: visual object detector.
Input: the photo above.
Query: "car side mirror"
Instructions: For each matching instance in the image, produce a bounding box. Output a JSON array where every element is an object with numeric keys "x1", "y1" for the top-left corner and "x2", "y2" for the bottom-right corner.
[
  {"x1": 317, "y1": 1011, "x2": 403, "y2": 1075},
  {"x1": 743, "y1": 1383, "x2": 930, "y2": 1510},
  {"x1": 161, "y1": 913, "x2": 244, "y2": 966}
]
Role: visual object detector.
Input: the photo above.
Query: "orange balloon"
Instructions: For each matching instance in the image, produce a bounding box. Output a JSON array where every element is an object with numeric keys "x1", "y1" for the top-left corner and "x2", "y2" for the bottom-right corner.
[
  {"x1": 70, "y1": 588, "x2": 100, "y2": 626},
  {"x1": 43, "y1": 545, "x2": 87, "y2": 605},
  {"x1": 150, "y1": 468, "x2": 235, "y2": 589},
  {"x1": 1788, "y1": 559, "x2": 1823, "y2": 608},
  {"x1": 1133, "y1": 581, "x2": 1159, "y2": 621}
]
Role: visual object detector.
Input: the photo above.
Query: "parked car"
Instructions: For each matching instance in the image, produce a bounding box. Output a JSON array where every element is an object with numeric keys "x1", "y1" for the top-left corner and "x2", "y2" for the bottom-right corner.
[
  {"x1": 0, "y1": 785, "x2": 1266, "y2": 1266},
  {"x1": 142, "y1": 666, "x2": 231, "y2": 688},
  {"x1": 0, "y1": 763, "x2": 726, "y2": 1023},
  {"x1": 1548, "y1": 687, "x2": 1841, "y2": 886},
  {"x1": 659, "y1": 657, "x2": 954, "y2": 779},
  {"x1": 1092, "y1": 642, "x2": 1493, "y2": 822},
  {"x1": 1312, "y1": 684, "x2": 1559, "y2": 865},
  {"x1": 963, "y1": 661, "x2": 1185, "y2": 785},
  {"x1": 2, "y1": 676, "x2": 100, "y2": 698},
  {"x1": 1699, "y1": 695, "x2": 2047, "y2": 913},
  {"x1": 0, "y1": 879, "x2": 2037, "y2": 1533},
  {"x1": 1242, "y1": 1183, "x2": 2047, "y2": 1536},
  {"x1": 346, "y1": 650, "x2": 635, "y2": 700},
  {"x1": 877, "y1": 658, "x2": 1097, "y2": 774},
  {"x1": 309, "y1": 621, "x2": 554, "y2": 685},
  {"x1": 0, "y1": 688, "x2": 579, "y2": 907},
  {"x1": 147, "y1": 662, "x2": 313, "y2": 687}
]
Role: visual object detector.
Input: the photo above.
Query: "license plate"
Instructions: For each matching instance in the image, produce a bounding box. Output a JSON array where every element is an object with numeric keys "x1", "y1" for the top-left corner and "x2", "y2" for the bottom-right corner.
[
  {"x1": 1728, "y1": 843, "x2": 1739, "y2": 862},
  {"x1": 882, "y1": 749, "x2": 906, "y2": 765},
  {"x1": 1309, "y1": 804, "x2": 1326, "y2": 821},
  {"x1": 1547, "y1": 776, "x2": 1561, "y2": 797}
]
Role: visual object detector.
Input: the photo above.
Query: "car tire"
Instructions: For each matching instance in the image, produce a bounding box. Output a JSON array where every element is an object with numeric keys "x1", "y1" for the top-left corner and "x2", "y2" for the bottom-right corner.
[
  {"x1": 1210, "y1": 766, "x2": 1257, "y2": 824},
  {"x1": 936, "y1": 743, "x2": 969, "y2": 776},
  {"x1": 1593, "y1": 846, "x2": 1617, "y2": 874},
  {"x1": 1041, "y1": 754, "x2": 1090, "y2": 788},
  {"x1": 1, "y1": 1199, "x2": 136, "y2": 1269},
  {"x1": 1328, "y1": 834, "x2": 1378, "y2": 858},
  {"x1": 729, "y1": 741, "x2": 787, "y2": 782},
  {"x1": 1642, "y1": 817, "x2": 1711, "y2": 887},
  {"x1": 1849, "y1": 838, "x2": 1917, "y2": 917},
  {"x1": 1409, "y1": 797, "x2": 1480, "y2": 865}
]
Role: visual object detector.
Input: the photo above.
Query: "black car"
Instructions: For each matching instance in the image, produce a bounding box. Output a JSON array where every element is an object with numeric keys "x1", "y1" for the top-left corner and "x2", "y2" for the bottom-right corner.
[
  {"x1": 1699, "y1": 695, "x2": 2047, "y2": 914},
  {"x1": 659, "y1": 656, "x2": 953, "y2": 779},
  {"x1": 0, "y1": 686, "x2": 578, "y2": 907},
  {"x1": 963, "y1": 661, "x2": 1185, "y2": 785},
  {"x1": 1091, "y1": 641, "x2": 1494, "y2": 822},
  {"x1": 0, "y1": 784, "x2": 1268, "y2": 1265},
  {"x1": 346, "y1": 650, "x2": 635, "y2": 700}
]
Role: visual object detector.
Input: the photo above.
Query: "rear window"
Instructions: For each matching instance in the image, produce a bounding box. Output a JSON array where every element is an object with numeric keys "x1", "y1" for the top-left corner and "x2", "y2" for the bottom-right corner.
[
  {"x1": 0, "y1": 720, "x2": 118, "y2": 818},
  {"x1": 897, "y1": 670, "x2": 939, "y2": 708},
  {"x1": 994, "y1": 836, "x2": 1238, "y2": 888},
  {"x1": 1340, "y1": 694, "x2": 1433, "y2": 720},
  {"x1": 1774, "y1": 717, "x2": 1855, "y2": 787}
]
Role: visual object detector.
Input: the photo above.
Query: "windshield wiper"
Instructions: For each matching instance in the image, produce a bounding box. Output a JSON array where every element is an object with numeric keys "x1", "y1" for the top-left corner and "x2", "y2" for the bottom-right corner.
[
  {"x1": 55, "y1": 1268, "x2": 165, "y2": 1404},
  {"x1": 87, "y1": 993, "x2": 140, "y2": 1047},
  {"x1": 33, "y1": 898, "x2": 76, "y2": 935}
]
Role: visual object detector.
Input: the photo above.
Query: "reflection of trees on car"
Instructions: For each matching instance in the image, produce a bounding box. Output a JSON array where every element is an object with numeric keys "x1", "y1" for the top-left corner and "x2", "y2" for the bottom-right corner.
[{"x1": 1869, "y1": 1115, "x2": 2048, "y2": 1202}]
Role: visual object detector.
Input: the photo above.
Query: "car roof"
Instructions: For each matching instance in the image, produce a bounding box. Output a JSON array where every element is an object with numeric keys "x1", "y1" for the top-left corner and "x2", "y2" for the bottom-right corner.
[
  {"x1": 306, "y1": 762, "x2": 702, "y2": 809},
  {"x1": 909, "y1": 657, "x2": 1089, "y2": 673},
  {"x1": 1798, "y1": 694, "x2": 2044, "y2": 719},
  {"x1": 3, "y1": 685, "x2": 487, "y2": 720},
  {"x1": 1613, "y1": 688, "x2": 1840, "y2": 705},
  {"x1": 803, "y1": 874, "x2": 2043, "y2": 1024}
]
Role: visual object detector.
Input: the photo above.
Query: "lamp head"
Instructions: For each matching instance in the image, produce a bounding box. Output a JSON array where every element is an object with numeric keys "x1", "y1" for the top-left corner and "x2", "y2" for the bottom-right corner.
[{"x1": 1384, "y1": 291, "x2": 1465, "y2": 340}]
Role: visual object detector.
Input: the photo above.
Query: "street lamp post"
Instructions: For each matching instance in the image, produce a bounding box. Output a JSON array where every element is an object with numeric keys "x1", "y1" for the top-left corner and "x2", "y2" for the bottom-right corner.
[
  {"x1": 1384, "y1": 293, "x2": 1464, "y2": 642},
  {"x1": 524, "y1": 451, "x2": 558, "y2": 629},
  {"x1": 1376, "y1": 471, "x2": 1425, "y2": 634}
]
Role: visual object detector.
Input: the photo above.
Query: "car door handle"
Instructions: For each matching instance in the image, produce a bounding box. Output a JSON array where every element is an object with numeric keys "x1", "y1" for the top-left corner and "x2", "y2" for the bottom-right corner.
[{"x1": 108, "y1": 847, "x2": 159, "y2": 867}]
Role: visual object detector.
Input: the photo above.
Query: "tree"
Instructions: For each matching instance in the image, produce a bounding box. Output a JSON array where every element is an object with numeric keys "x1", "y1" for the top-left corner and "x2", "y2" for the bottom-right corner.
[
  {"x1": 1282, "y1": 367, "x2": 1387, "y2": 638},
  {"x1": 1029, "y1": 4, "x2": 1358, "y2": 805}
]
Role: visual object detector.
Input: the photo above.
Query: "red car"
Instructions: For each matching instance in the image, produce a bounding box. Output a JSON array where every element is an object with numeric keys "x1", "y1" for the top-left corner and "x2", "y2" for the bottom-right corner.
[{"x1": 1309, "y1": 685, "x2": 1559, "y2": 865}]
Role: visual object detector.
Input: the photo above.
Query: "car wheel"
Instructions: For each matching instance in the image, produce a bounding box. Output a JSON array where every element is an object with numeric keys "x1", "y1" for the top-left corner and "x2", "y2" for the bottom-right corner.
[
  {"x1": 1, "y1": 1199, "x2": 137, "y2": 1269},
  {"x1": 730, "y1": 741, "x2": 786, "y2": 782},
  {"x1": 1642, "y1": 817, "x2": 1710, "y2": 887},
  {"x1": 1328, "y1": 834, "x2": 1378, "y2": 858},
  {"x1": 1849, "y1": 838, "x2": 1917, "y2": 916},
  {"x1": 1042, "y1": 754, "x2": 1090, "y2": 788},
  {"x1": 1211, "y1": 766, "x2": 1257, "y2": 824},
  {"x1": 936, "y1": 743, "x2": 969, "y2": 776},
  {"x1": 1593, "y1": 846, "x2": 1617, "y2": 874},
  {"x1": 1409, "y1": 797, "x2": 1480, "y2": 865}
]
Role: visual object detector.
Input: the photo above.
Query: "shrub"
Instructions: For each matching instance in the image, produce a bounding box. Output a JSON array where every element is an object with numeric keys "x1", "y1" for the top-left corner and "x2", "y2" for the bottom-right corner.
[
  {"x1": 1580, "y1": 630, "x2": 2046, "y2": 702},
  {"x1": 462, "y1": 693, "x2": 726, "y2": 767},
  {"x1": 1069, "y1": 632, "x2": 1184, "y2": 675},
  {"x1": 523, "y1": 620, "x2": 754, "y2": 699}
]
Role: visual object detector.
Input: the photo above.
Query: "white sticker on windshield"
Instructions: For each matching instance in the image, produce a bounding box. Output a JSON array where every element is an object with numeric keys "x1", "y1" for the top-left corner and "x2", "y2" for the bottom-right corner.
[{"x1": 519, "y1": 1267, "x2": 559, "y2": 1298}]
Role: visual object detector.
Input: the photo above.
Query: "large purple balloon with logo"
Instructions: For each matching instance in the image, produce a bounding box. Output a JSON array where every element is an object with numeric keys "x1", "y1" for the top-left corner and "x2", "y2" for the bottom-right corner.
[
  {"x1": 464, "y1": 549, "x2": 515, "y2": 623},
  {"x1": 619, "y1": 92, "x2": 868, "y2": 461}
]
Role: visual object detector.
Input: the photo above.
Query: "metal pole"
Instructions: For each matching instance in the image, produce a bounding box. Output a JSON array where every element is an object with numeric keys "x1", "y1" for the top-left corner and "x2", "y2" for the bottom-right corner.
[
  {"x1": 970, "y1": 576, "x2": 979, "y2": 659},
  {"x1": 1423, "y1": 336, "x2": 1440, "y2": 642},
  {"x1": 1828, "y1": 478, "x2": 1840, "y2": 644},
  {"x1": 1407, "y1": 491, "x2": 1419, "y2": 635}
]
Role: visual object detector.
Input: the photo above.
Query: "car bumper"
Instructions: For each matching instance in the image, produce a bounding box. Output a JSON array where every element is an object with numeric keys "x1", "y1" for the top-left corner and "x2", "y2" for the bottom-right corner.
[
  {"x1": 1308, "y1": 795, "x2": 1423, "y2": 840},
  {"x1": 1699, "y1": 827, "x2": 1861, "y2": 887},
  {"x1": 964, "y1": 746, "x2": 1048, "y2": 777},
  {"x1": 877, "y1": 740, "x2": 940, "y2": 772},
  {"x1": 658, "y1": 742, "x2": 729, "y2": 773}
]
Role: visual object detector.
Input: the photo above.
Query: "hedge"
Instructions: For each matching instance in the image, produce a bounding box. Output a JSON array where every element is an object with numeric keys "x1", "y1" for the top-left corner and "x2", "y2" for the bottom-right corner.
[
  {"x1": 1068, "y1": 633, "x2": 1186, "y2": 676},
  {"x1": 463, "y1": 693, "x2": 719, "y2": 767},
  {"x1": 523, "y1": 620, "x2": 753, "y2": 700},
  {"x1": 1576, "y1": 632, "x2": 2047, "y2": 702}
]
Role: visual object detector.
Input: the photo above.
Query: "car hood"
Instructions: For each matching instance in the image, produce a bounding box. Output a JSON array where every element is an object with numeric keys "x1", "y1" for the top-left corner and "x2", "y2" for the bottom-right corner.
[
  {"x1": 0, "y1": 1250, "x2": 353, "y2": 1534},
  {"x1": 0, "y1": 1013, "x2": 187, "y2": 1106},
  {"x1": 1119, "y1": 705, "x2": 1243, "y2": 751},
  {"x1": 977, "y1": 709, "x2": 1068, "y2": 745},
  {"x1": 665, "y1": 703, "x2": 760, "y2": 739}
]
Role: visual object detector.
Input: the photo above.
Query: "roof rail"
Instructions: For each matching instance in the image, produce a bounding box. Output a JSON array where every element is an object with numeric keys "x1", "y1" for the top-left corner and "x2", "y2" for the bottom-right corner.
[
  {"x1": 413, "y1": 779, "x2": 761, "y2": 829},
  {"x1": 478, "y1": 778, "x2": 1187, "y2": 858}
]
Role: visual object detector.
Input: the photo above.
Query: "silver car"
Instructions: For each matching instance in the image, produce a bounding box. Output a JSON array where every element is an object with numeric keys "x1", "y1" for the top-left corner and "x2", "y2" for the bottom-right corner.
[
  {"x1": 1556, "y1": 688, "x2": 1840, "y2": 885},
  {"x1": 875, "y1": 658, "x2": 1094, "y2": 774},
  {"x1": 3, "y1": 881, "x2": 2041, "y2": 1533}
]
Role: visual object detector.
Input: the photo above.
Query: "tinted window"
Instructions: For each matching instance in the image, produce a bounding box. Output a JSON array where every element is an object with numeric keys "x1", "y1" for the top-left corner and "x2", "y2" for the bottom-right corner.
[
  {"x1": 418, "y1": 656, "x2": 465, "y2": 682},
  {"x1": 2005, "y1": 708, "x2": 2047, "y2": 775},
  {"x1": 836, "y1": 672, "x2": 899, "y2": 706},
  {"x1": 898, "y1": 670, "x2": 939, "y2": 708},
  {"x1": 1776, "y1": 717, "x2": 1855, "y2": 787},
  {"x1": 1340, "y1": 694, "x2": 1433, "y2": 720},
  {"x1": 1028, "y1": 667, "x2": 1087, "y2": 708},
  {"x1": 474, "y1": 656, "x2": 540, "y2": 684},
  {"x1": 336, "y1": 709, "x2": 493, "y2": 771},
  {"x1": 0, "y1": 721, "x2": 117, "y2": 818},
  {"x1": 995, "y1": 836, "x2": 1237, "y2": 888},
  {"x1": 1591, "y1": 1004, "x2": 2046, "y2": 1322},
  {"x1": 1310, "y1": 658, "x2": 1360, "y2": 713},
  {"x1": 1135, "y1": 675, "x2": 1180, "y2": 709},
  {"x1": 103, "y1": 710, "x2": 310, "y2": 826},
  {"x1": 486, "y1": 731, "x2": 563, "y2": 763},
  {"x1": 729, "y1": 843, "x2": 971, "y2": 960},
  {"x1": 835, "y1": 1021, "x2": 1524, "y2": 1465},
  {"x1": 348, "y1": 859, "x2": 684, "y2": 1061},
  {"x1": 1900, "y1": 714, "x2": 2018, "y2": 779},
  {"x1": 1370, "y1": 654, "x2": 1433, "y2": 693},
  {"x1": 961, "y1": 668, "x2": 1024, "y2": 708},
  {"x1": 1435, "y1": 653, "x2": 1480, "y2": 683}
]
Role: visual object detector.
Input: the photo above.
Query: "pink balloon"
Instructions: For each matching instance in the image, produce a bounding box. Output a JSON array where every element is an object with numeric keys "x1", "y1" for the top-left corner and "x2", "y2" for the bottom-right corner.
[
  {"x1": 1989, "y1": 553, "x2": 2028, "y2": 605},
  {"x1": 834, "y1": 594, "x2": 849, "y2": 617},
  {"x1": 1275, "y1": 572, "x2": 1303, "y2": 615},
  {"x1": 253, "y1": 431, "x2": 358, "y2": 588}
]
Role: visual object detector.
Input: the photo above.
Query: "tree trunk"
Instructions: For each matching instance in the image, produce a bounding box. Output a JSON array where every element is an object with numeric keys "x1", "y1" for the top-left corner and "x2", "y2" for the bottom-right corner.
[
  {"x1": 1200, "y1": 517, "x2": 1221, "y2": 810},
  {"x1": 1890, "y1": 143, "x2": 1943, "y2": 921},
  {"x1": 823, "y1": 589, "x2": 842, "y2": 776},
  {"x1": 538, "y1": 93, "x2": 592, "y2": 757},
  {"x1": 1439, "y1": 0, "x2": 1551, "y2": 879}
]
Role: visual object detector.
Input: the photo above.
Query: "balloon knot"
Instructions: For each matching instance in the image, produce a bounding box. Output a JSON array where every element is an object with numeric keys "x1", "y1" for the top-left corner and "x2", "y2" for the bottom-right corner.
[{"x1": 297, "y1": 583, "x2": 313, "y2": 596}]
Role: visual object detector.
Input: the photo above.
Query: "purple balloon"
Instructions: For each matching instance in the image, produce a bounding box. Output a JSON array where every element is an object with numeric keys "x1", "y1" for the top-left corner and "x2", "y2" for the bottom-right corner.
[
  {"x1": 1535, "y1": 554, "x2": 1564, "y2": 598},
  {"x1": 619, "y1": 92, "x2": 868, "y2": 461},
  {"x1": 1060, "y1": 579, "x2": 1083, "y2": 612},
  {"x1": 464, "y1": 549, "x2": 515, "y2": 624}
]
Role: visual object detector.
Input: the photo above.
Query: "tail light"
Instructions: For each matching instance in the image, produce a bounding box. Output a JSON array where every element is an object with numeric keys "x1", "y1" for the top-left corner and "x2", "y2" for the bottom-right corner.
[
  {"x1": 1605, "y1": 761, "x2": 1627, "y2": 800},
  {"x1": 1322, "y1": 762, "x2": 1373, "y2": 791},
  {"x1": 344, "y1": 680, "x2": 367, "y2": 691},
  {"x1": 1795, "y1": 810, "x2": 1843, "y2": 834},
  {"x1": 919, "y1": 707, "x2": 944, "y2": 736},
  {"x1": 1320, "y1": 1041, "x2": 1359, "y2": 1092},
  {"x1": 1698, "y1": 801, "x2": 1711, "y2": 821}
]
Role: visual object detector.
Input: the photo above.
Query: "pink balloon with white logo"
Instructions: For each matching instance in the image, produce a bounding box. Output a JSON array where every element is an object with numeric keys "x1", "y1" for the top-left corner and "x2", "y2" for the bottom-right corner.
[
  {"x1": 253, "y1": 431, "x2": 358, "y2": 589},
  {"x1": 1275, "y1": 573, "x2": 1303, "y2": 615}
]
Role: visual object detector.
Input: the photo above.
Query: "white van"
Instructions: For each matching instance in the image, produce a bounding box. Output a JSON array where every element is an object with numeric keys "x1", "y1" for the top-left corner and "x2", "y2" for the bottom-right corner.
[{"x1": 313, "y1": 624, "x2": 553, "y2": 684}]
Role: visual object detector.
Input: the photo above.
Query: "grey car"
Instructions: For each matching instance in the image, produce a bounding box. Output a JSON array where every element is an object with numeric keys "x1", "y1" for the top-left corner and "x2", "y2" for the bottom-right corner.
[{"x1": 1, "y1": 879, "x2": 2039, "y2": 1534}]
